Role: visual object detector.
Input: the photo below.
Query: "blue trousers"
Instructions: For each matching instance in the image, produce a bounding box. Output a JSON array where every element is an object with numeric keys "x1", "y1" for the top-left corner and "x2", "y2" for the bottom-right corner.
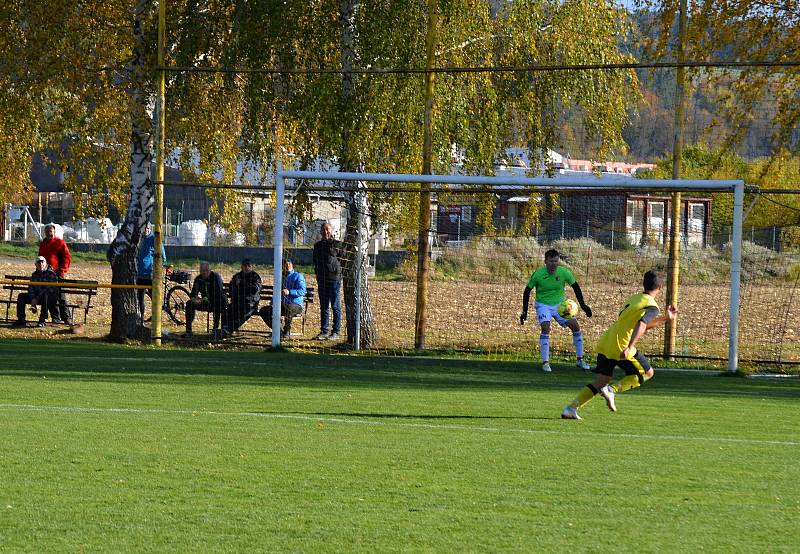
[{"x1": 318, "y1": 279, "x2": 341, "y2": 334}]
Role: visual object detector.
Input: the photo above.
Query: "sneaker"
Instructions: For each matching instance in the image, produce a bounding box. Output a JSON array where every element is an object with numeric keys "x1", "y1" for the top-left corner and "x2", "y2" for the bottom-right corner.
[
  {"x1": 11, "y1": 320, "x2": 26, "y2": 328},
  {"x1": 36, "y1": 322, "x2": 46, "y2": 328},
  {"x1": 600, "y1": 385, "x2": 617, "y2": 412},
  {"x1": 181, "y1": 331, "x2": 193, "y2": 339},
  {"x1": 315, "y1": 332, "x2": 329, "y2": 340},
  {"x1": 576, "y1": 359, "x2": 591, "y2": 371},
  {"x1": 541, "y1": 362, "x2": 552, "y2": 373},
  {"x1": 561, "y1": 405, "x2": 582, "y2": 420},
  {"x1": 328, "y1": 333, "x2": 340, "y2": 340}
]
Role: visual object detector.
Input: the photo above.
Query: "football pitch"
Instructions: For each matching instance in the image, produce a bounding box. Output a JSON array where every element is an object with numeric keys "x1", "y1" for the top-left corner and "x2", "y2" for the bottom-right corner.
[{"x1": 0, "y1": 340, "x2": 797, "y2": 552}]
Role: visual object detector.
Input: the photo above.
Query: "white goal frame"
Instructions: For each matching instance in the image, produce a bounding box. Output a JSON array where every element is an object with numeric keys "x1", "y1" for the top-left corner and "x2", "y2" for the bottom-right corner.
[{"x1": 273, "y1": 168, "x2": 745, "y2": 372}]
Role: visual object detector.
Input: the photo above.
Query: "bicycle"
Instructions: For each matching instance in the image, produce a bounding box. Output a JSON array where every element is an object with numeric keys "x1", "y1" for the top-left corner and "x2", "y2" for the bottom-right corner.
[{"x1": 142, "y1": 265, "x2": 193, "y2": 326}]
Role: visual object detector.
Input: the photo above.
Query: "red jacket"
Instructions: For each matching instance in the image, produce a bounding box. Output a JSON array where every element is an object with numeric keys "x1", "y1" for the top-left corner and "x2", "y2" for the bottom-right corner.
[{"x1": 38, "y1": 238, "x2": 71, "y2": 277}]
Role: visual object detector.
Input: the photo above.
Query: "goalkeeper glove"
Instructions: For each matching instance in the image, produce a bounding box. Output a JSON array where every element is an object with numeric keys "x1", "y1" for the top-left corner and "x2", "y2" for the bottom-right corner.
[
  {"x1": 581, "y1": 304, "x2": 592, "y2": 317},
  {"x1": 519, "y1": 311, "x2": 527, "y2": 325}
]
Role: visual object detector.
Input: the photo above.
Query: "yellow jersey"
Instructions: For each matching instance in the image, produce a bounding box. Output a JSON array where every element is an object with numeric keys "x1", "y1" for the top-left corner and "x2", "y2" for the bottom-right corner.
[{"x1": 596, "y1": 292, "x2": 659, "y2": 360}]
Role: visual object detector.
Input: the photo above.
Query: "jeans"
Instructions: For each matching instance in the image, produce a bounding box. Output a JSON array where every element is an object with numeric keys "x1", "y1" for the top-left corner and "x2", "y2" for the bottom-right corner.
[
  {"x1": 56, "y1": 277, "x2": 72, "y2": 324},
  {"x1": 16, "y1": 293, "x2": 57, "y2": 324},
  {"x1": 260, "y1": 303, "x2": 303, "y2": 334},
  {"x1": 185, "y1": 299, "x2": 225, "y2": 332},
  {"x1": 224, "y1": 303, "x2": 258, "y2": 333},
  {"x1": 318, "y1": 279, "x2": 341, "y2": 334},
  {"x1": 136, "y1": 276, "x2": 152, "y2": 320}
]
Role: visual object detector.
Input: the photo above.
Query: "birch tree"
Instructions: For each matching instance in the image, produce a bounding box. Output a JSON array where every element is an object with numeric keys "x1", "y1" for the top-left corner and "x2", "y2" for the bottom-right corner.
[
  {"x1": 637, "y1": 0, "x2": 800, "y2": 169},
  {"x1": 2, "y1": 0, "x2": 639, "y2": 345},
  {"x1": 228, "y1": 0, "x2": 638, "y2": 347}
]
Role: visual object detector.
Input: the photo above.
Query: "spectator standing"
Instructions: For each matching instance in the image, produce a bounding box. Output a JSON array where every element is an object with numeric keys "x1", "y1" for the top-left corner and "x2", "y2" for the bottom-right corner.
[
  {"x1": 312, "y1": 222, "x2": 343, "y2": 340},
  {"x1": 136, "y1": 222, "x2": 167, "y2": 320},
  {"x1": 13, "y1": 256, "x2": 59, "y2": 327},
  {"x1": 260, "y1": 258, "x2": 306, "y2": 339},
  {"x1": 223, "y1": 258, "x2": 262, "y2": 334},
  {"x1": 38, "y1": 223, "x2": 72, "y2": 324},
  {"x1": 183, "y1": 261, "x2": 227, "y2": 338}
]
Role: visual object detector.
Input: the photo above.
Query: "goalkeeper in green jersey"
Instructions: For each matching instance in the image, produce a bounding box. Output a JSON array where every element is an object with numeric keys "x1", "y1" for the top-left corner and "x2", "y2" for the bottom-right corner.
[{"x1": 520, "y1": 249, "x2": 592, "y2": 373}]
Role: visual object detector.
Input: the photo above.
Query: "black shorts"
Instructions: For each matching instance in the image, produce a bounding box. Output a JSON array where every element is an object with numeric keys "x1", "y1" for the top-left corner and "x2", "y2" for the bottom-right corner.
[{"x1": 595, "y1": 352, "x2": 651, "y2": 378}]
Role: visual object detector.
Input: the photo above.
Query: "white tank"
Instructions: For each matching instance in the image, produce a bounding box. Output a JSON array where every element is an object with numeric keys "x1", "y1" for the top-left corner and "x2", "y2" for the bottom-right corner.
[{"x1": 178, "y1": 220, "x2": 208, "y2": 246}]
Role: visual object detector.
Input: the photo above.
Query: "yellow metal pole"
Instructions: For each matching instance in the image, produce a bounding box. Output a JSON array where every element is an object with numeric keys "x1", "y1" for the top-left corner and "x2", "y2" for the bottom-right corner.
[
  {"x1": 414, "y1": 1, "x2": 438, "y2": 350},
  {"x1": 665, "y1": 0, "x2": 687, "y2": 359},
  {"x1": 152, "y1": 0, "x2": 166, "y2": 345}
]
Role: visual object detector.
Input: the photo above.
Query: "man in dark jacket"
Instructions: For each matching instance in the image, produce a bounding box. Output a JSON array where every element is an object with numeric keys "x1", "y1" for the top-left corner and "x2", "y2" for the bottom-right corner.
[
  {"x1": 183, "y1": 261, "x2": 226, "y2": 338},
  {"x1": 312, "y1": 222, "x2": 343, "y2": 340},
  {"x1": 38, "y1": 223, "x2": 72, "y2": 324},
  {"x1": 223, "y1": 258, "x2": 262, "y2": 333},
  {"x1": 13, "y1": 256, "x2": 59, "y2": 327}
]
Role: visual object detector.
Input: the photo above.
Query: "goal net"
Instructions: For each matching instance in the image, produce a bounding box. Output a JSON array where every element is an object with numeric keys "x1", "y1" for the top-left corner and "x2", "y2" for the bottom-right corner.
[
  {"x1": 150, "y1": 171, "x2": 800, "y2": 372},
  {"x1": 266, "y1": 171, "x2": 755, "y2": 369}
]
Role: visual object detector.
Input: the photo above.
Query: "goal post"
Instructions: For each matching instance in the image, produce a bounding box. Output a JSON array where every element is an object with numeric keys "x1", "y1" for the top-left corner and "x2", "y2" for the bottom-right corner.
[{"x1": 277, "y1": 169, "x2": 745, "y2": 371}]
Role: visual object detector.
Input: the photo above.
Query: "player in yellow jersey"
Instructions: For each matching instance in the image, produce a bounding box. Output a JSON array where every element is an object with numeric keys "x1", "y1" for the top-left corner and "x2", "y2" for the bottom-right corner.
[
  {"x1": 520, "y1": 249, "x2": 592, "y2": 373},
  {"x1": 561, "y1": 270, "x2": 677, "y2": 420}
]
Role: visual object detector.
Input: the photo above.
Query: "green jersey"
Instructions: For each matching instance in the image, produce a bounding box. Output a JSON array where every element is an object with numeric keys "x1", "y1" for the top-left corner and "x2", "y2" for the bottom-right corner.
[{"x1": 526, "y1": 265, "x2": 576, "y2": 305}]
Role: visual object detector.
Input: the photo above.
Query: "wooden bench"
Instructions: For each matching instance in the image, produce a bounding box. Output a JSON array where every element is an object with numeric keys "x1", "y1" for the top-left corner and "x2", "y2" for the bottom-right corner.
[
  {"x1": 219, "y1": 282, "x2": 315, "y2": 336},
  {"x1": 1, "y1": 274, "x2": 99, "y2": 324}
]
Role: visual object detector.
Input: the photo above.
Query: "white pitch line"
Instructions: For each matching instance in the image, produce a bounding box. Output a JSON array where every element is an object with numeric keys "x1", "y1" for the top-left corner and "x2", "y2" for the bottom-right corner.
[{"x1": 0, "y1": 403, "x2": 796, "y2": 447}]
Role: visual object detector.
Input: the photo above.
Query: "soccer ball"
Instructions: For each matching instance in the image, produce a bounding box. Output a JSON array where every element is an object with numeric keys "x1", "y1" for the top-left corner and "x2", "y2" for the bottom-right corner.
[{"x1": 558, "y1": 299, "x2": 579, "y2": 319}]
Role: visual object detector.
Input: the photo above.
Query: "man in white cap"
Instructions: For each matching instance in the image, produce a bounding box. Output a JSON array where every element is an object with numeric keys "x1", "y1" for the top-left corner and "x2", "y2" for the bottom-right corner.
[{"x1": 13, "y1": 256, "x2": 59, "y2": 327}]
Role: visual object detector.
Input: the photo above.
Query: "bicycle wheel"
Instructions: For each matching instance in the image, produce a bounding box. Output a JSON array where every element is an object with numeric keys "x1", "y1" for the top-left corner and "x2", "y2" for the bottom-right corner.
[{"x1": 165, "y1": 285, "x2": 191, "y2": 325}]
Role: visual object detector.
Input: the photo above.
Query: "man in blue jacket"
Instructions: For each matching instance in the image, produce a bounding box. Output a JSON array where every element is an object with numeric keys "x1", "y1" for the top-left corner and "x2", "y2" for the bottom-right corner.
[
  {"x1": 136, "y1": 222, "x2": 167, "y2": 321},
  {"x1": 261, "y1": 258, "x2": 306, "y2": 339}
]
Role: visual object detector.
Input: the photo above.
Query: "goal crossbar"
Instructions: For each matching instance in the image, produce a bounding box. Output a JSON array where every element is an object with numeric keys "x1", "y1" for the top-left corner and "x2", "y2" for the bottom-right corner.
[
  {"x1": 279, "y1": 170, "x2": 743, "y2": 192},
  {"x1": 274, "y1": 169, "x2": 745, "y2": 372}
]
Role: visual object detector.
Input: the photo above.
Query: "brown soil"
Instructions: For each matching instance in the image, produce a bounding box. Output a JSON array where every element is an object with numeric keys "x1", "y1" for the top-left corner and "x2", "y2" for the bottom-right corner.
[{"x1": 1, "y1": 259, "x2": 796, "y2": 364}]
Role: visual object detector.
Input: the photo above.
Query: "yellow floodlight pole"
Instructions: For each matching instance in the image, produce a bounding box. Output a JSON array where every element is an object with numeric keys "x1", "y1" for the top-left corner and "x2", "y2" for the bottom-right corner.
[
  {"x1": 414, "y1": 1, "x2": 438, "y2": 350},
  {"x1": 665, "y1": 0, "x2": 687, "y2": 360},
  {"x1": 152, "y1": 0, "x2": 167, "y2": 345}
]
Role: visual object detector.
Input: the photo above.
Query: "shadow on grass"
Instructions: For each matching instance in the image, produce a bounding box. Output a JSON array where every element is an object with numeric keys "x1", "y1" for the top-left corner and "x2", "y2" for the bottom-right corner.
[
  {"x1": 255, "y1": 410, "x2": 552, "y2": 421},
  {"x1": 0, "y1": 338, "x2": 797, "y2": 399}
]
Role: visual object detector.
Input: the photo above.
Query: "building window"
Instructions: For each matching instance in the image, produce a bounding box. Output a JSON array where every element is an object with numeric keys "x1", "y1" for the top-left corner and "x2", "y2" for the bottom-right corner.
[
  {"x1": 626, "y1": 199, "x2": 645, "y2": 245},
  {"x1": 687, "y1": 202, "x2": 705, "y2": 245}
]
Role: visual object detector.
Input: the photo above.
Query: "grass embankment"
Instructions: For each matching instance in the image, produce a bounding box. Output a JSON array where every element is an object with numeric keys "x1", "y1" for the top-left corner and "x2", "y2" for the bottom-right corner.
[
  {"x1": 399, "y1": 237, "x2": 800, "y2": 284},
  {"x1": 0, "y1": 339, "x2": 797, "y2": 552}
]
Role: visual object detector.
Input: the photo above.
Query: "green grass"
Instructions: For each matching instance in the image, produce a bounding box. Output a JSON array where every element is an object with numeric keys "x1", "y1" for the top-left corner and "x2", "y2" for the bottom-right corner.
[{"x1": 0, "y1": 339, "x2": 797, "y2": 552}]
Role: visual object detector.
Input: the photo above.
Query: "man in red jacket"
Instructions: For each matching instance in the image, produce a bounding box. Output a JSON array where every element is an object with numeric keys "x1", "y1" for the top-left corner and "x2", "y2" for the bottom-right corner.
[{"x1": 38, "y1": 223, "x2": 73, "y2": 324}]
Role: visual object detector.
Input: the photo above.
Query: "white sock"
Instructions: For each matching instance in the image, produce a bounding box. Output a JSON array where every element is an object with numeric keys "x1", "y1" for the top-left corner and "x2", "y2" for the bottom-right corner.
[
  {"x1": 573, "y1": 331, "x2": 584, "y2": 358},
  {"x1": 539, "y1": 334, "x2": 550, "y2": 362}
]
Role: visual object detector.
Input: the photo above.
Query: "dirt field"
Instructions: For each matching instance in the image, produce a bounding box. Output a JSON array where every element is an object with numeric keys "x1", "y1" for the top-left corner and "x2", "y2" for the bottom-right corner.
[{"x1": 1, "y1": 259, "x2": 797, "y2": 366}]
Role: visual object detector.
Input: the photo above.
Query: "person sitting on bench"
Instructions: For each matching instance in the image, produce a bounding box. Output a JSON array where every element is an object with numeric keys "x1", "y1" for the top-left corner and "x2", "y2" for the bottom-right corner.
[
  {"x1": 260, "y1": 258, "x2": 306, "y2": 339},
  {"x1": 183, "y1": 261, "x2": 226, "y2": 338},
  {"x1": 223, "y1": 258, "x2": 262, "y2": 334},
  {"x1": 13, "y1": 256, "x2": 59, "y2": 328}
]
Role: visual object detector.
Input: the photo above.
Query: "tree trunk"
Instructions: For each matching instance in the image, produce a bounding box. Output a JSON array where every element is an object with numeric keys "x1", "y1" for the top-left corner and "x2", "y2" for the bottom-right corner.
[
  {"x1": 339, "y1": 0, "x2": 378, "y2": 347},
  {"x1": 342, "y1": 189, "x2": 378, "y2": 347},
  {"x1": 106, "y1": 0, "x2": 154, "y2": 342}
]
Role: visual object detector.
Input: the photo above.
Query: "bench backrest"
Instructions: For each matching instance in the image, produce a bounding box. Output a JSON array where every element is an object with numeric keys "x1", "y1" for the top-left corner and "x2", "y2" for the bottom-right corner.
[
  {"x1": 2, "y1": 275, "x2": 99, "y2": 323},
  {"x1": 221, "y1": 282, "x2": 315, "y2": 304}
]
